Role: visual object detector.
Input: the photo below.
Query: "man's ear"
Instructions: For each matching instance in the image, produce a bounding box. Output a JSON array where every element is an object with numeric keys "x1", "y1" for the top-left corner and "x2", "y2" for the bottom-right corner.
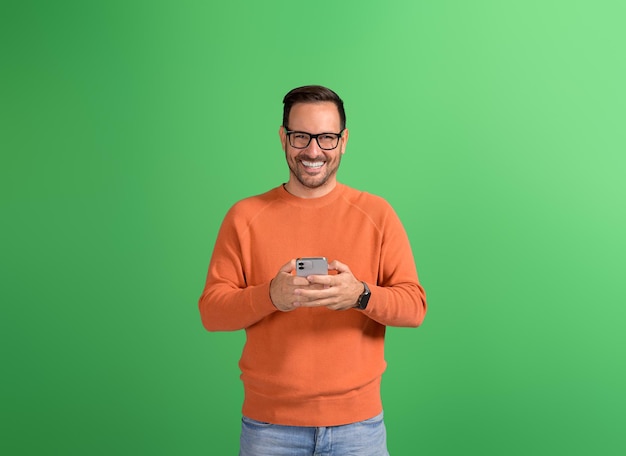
[
  {"x1": 278, "y1": 125, "x2": 287, "y2": 151},
  {"x1": 340, "y1": 128, "x2": 349, "y2": 155}
]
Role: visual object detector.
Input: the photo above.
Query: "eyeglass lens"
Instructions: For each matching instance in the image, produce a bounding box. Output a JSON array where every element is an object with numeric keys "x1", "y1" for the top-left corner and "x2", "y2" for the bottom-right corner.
[{"x1": 289, "y1": 132, "x2": 340, "y2": 150}]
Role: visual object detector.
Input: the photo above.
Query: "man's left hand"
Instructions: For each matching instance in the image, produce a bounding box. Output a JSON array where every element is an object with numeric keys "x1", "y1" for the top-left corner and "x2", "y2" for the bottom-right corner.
[{"x1": 293, "y1": 259, "x2": 364, "y2": 311}]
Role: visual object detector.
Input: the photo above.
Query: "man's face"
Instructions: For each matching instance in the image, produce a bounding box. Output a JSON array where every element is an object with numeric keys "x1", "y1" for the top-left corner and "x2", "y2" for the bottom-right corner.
[{"x1": 279, "y1": 102, "x2": 349, "y2": 198}]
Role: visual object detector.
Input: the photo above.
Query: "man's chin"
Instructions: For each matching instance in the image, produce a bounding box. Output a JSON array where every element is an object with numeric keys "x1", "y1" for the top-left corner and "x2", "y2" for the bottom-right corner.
[{"x1": 297, "y1": 175, "x2": 328, "y2": 189}]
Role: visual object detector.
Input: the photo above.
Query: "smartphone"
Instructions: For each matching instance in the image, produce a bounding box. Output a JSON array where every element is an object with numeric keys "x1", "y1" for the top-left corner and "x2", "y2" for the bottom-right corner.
[{"x1": 296, "y1": 257, "x2": 328, "y2": 276}]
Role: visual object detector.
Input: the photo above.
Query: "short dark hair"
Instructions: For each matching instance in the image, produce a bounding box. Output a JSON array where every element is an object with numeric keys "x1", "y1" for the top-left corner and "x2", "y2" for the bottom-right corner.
[{"x1": 282, "y1": 85, "x2": 346, "y2": 131}]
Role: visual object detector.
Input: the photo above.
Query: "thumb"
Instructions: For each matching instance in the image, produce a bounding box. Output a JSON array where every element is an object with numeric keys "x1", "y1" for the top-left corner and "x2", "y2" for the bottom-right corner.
[
  {"x1": 328, "y1": 259, "x2": 351, "y2": 274},
  {"x1": 279, "y1": 259, "x2": 297, "y2": 274}
]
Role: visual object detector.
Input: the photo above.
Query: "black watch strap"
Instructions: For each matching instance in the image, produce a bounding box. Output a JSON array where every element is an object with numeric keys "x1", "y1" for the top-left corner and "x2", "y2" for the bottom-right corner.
[{"x1": 355, "y1": 281, "x2": 371, "y2": 310}]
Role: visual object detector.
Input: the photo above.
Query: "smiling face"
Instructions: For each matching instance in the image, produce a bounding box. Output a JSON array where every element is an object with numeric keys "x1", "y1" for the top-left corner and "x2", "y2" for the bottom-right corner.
[{"x1": 279, "y1": 102, "x2": 349, "y2": 198}]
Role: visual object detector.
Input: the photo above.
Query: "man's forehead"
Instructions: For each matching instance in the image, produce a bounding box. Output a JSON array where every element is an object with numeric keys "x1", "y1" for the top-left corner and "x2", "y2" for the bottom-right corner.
[{"x1": 289, "y1": 102, "x2": 340, "y2": 122}]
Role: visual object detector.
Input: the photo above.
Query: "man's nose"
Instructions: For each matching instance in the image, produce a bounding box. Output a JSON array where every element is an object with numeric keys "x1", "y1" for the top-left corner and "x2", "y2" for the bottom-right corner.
[{"x1": 307, "y1": 136, "x2": 323, "y2": 153}]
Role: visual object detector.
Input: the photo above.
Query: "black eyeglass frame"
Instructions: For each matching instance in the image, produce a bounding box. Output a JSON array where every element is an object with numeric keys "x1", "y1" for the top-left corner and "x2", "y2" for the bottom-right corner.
[{"x1": 284, "y1": 127, "x2": 345, "y2": 150}]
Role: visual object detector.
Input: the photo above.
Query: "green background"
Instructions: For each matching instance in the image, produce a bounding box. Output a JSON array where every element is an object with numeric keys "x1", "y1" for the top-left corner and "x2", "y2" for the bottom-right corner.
[{"x1": 2, "y1": 1, "x2": 625, "y2": 454}]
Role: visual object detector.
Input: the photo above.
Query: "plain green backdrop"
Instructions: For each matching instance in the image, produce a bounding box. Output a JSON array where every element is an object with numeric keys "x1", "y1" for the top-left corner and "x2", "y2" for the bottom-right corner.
[{"x1": 2, "y1": 1, "x2": 625, "y2": 454}]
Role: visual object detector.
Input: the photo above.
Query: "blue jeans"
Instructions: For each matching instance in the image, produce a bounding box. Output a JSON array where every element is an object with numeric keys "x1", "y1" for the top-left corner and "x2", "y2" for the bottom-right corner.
[{"x1": 239, "y1": 411, "x2": 389, "y2": 456}]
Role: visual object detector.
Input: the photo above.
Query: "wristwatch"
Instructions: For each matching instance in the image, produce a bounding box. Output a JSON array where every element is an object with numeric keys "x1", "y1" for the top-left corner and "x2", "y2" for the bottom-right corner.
[{"x1": 355, "y1": 281, "x2": 371, "y2": 310}]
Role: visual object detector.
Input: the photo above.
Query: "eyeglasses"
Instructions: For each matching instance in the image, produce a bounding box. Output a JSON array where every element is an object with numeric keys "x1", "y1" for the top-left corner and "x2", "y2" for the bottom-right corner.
[{"x1": 284, "y1": 128, "x2": 344, "y2": 150}]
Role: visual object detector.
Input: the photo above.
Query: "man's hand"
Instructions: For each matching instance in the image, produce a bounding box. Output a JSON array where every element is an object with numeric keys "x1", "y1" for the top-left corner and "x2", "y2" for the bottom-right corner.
[
  {"x1": 293, "y1": 259, "x2": 364, "y2": 311},
  {"x1": 269, "y1": 259, "x2": 323, "y2": 312},
  {"x1": 270, "y1": 259, "x2": 364, "y2": 312}
]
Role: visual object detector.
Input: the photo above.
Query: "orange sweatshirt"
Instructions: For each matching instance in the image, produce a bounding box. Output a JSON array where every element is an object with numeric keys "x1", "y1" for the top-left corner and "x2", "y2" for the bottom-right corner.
[{"x1": 199, "y1": 183, "x2": 426, "y2": 426}]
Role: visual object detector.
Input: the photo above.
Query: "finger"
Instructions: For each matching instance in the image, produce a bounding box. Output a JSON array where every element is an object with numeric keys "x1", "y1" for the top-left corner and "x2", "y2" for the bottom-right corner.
[
  {"x1": 328, "y1": 259, "x2": 351, "y2": 274},
  {"x1": 294, "y1": 284, "x2": 328, "y2": 298},
  {"x1": 305, "y1": 274, "x2": 334, "y2": 286},
  {"x1": 279, "y1": 259, "x2": 297, "y2": 274},
  {"x1": 293, "y1": 276, "x2": 312, "y2": 286},
  {"x1": 294, "y1": 298, "x2": 331, "y2": 308}
]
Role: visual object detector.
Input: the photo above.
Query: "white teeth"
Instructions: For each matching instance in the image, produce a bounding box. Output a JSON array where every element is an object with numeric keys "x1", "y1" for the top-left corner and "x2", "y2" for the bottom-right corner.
[{"x1": 302, "y1": 160, "x2": 324, "y2": 168}]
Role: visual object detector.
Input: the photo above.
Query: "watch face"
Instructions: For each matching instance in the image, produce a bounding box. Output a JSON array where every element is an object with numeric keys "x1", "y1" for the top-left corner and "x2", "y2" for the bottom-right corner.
[{"x1": 357, "y1": 282, "x2": 371, "y2": 309}]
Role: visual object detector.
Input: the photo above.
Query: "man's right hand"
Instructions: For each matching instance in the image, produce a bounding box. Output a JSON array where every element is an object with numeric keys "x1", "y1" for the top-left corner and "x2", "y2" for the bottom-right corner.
[{"x1": 269, "y1": 259, "x2": 322, "y2": 312}]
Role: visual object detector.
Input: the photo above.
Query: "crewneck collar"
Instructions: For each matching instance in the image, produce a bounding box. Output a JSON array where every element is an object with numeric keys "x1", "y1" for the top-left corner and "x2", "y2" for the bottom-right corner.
[{"x1": 277, "y1": 182, "x2": 345, "y2": 208}]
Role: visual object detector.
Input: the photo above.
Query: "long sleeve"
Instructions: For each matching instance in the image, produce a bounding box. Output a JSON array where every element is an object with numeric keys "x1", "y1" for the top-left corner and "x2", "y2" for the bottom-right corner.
[
  {"x1": 198, "y1": 204, "x2": 278, "y2": 331},
  {"x1": 359, "y1": 204, "x2": 427, "y2": 328}
]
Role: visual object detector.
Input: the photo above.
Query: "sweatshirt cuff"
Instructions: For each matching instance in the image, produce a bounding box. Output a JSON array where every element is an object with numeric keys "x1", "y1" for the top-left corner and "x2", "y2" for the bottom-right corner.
[{"x1": 249, "y1": 282, "x2": 279, "y2": 317}]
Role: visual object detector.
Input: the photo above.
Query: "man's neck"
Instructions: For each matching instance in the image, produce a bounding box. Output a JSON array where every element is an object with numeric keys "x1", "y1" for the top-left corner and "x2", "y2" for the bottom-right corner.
[{"x1": 283, "y1": 180, "x2": 337, "y2": 199}]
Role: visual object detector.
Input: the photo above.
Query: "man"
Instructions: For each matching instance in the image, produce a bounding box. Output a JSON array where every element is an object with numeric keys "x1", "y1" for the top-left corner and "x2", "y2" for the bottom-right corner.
[{"x1": 199, "y1": 85, "x2": 427, "y2": 455}]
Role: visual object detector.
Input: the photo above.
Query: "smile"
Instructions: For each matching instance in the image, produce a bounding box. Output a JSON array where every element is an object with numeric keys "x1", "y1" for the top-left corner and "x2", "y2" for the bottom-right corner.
[{"x1": 301, "y1": 160, "x2": 324, "y2": 168}]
